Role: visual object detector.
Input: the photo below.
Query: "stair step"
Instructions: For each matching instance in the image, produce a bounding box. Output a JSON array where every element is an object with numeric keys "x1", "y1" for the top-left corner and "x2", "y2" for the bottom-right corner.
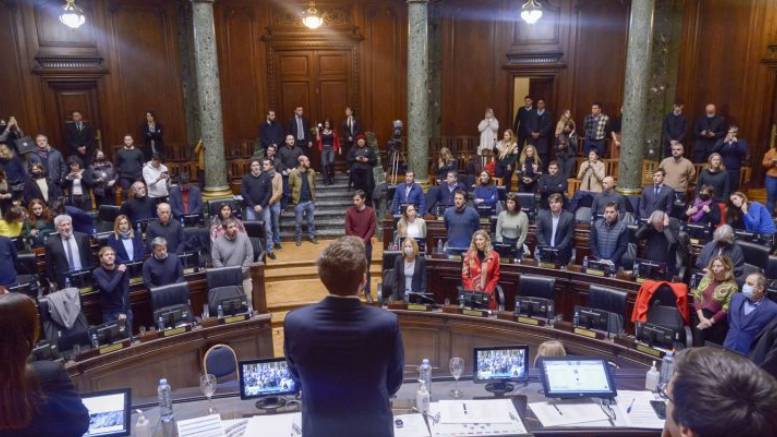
[
  {"x1": 265, "y1": 264, "x2": 382, "y2": 281},
  {"x1": 278, "y1": 229, "x2": 345, "y2": 240}
]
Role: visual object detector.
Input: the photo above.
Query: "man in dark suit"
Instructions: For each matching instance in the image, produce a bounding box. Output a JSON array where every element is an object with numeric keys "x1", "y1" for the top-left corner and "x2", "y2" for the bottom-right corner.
[
  {"x1": 639, "y1": 168, "x2": 674, "y2": 220},
  {"x1": 693, "y1": 103, "x2": 726, "y2": 163},
  {"x1": 284, "y1": 236, "x2": 404, "y2": 437},
  {"x1": 258, "y1": 109, "x2": 285, "y2": 152},
  {"x1": 634, "y1": 210, "x2": 681, "y2": 278},
  {"x1": 513, "y1": 96, "x2": 533, "y2": 148},
  {"x1": 724, "y1": 272, "x2": 777, "y2": 356},
  {"x1": 341, "y1": 106, "x2": 360, "y2": 157},
  {"x1": 526, "y1": 98, "x2": 554, "y2": 166},
  {"x1": 46, "y1": 214, "x2": 96, "y2": 289},
  {"x1": 287, "y1": 106, "x2": 313, "y2": 152},
  {"x1": 64, "y1": 111, "x2": 96, "y2": 165},
  {"x1": 168, "y1": 173, "x2": 203, "y2": 219},
  {"x1": 536, "y1": 193, "x2": 574, "y2": 265},
  {"x1": 662, "y1": 102, "x2": 687, "y2": 156},
  {"x1": 391, "y1": 170, "x2": 425, "y2": 215}
]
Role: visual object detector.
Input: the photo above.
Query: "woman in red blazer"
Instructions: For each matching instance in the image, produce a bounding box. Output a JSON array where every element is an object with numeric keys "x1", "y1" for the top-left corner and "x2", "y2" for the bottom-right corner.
[
  {"x1": 315, "y1": 118, "x2": 341, "y2": 185},
  {"x1": 462, "y1": 229, "x2": 501, "y2": 309}
]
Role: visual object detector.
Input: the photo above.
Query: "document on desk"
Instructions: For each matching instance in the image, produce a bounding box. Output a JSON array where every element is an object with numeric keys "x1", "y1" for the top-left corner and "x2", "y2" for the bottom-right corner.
[
  {"x1": 176, "y1": 414, "x2": 225, "y2": 437},
  {"x1": 243, "y1": 412, "x2": 302, "y2": 436},
  {"x1": 428, "y1": 399, "x2": 529, "y2": 436},
  {"x1": 394, "y1": 413, "x2": 431, "y2": 437},
  {"x1": 529, "y1": 400, "x2": 610, "y2": 427},
  {"x1": 616, "y1": 390, "x2": 665, "y2": 429}
]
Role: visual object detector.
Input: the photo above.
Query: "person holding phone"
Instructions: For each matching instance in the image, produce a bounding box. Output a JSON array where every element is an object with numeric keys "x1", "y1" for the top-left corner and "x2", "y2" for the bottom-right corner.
[{"x1": 142, "y1": 153, "x2": 170, "y2": 202}]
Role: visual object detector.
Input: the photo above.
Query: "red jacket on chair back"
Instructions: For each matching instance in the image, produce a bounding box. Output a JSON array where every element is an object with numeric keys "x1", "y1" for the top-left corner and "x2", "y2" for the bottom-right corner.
[{"x1": 631, "y1": 280, "x2": 690, "y2": 325}]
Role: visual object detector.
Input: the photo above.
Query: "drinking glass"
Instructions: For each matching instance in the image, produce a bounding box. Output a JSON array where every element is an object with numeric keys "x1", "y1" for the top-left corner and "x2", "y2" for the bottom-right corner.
[
  {"x1": 449, "y1": 357, "x2": 464, "y2": 398},
  {"x1": 200, "y1": 374, "x2": 217, "y2": 414},
  {"x1": 202, "y1": 304, "x2": 210, "y2": 320}
]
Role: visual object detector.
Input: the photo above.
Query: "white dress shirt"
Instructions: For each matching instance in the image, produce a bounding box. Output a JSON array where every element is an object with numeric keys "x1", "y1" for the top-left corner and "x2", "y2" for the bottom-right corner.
[{"x1": 142, "y1": 162, "x2": 169, "y2": 198}]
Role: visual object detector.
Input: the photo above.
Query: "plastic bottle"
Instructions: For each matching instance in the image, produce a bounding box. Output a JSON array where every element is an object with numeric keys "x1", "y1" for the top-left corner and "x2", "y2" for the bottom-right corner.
[
  {"x1": 419, "y1": 359, "x2": 432, "y2": 397},
  {"x1": 659, "y1": 351, "x2": 675, "y2": 388},
  {"x1": 90, "y1": 333, "x2": 99, "y2": 349},
  {"x1": 134, "y1": 409, "x2": 151, "y2": 437},
  {"x1": 415, "y1": 380, "x2": 430, "y2": 414},
  {"x1": 158, "y1": 316, "x2": 165, "y2": 331},
  {"x1": 436, "y1": 239, "x2": 443, "y2": 254},
  {"x1": 645, "y1": 361, "x2": 660, "y2": 392},
  {"x1": 582, "y1": 256, "x2": 589, "y2": 271},
  {"x1": 158, "y1": 379, "x2": 174, "y2": 424},
  {"x1": 64, "y1": 277, "x2": 71, "y2": 289},
  {"x1": 217, "y1": 304, "x2": 224, "y2": 318},
  {"x1": 573, "y1": 308, "x2": 580, "y2": 327}
]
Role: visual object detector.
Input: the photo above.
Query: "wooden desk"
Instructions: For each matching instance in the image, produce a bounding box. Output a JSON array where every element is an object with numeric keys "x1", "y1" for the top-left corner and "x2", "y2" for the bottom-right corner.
[{"x1": 66, "y1": 314, "x2": 273, "y2": 398}]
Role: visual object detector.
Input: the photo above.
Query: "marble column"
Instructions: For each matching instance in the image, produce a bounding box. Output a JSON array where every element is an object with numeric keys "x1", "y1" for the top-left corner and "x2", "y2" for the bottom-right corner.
[
  {"x1": 618, "y1": 0, "x2": 655, "y2": 195},
  {"x1": 191, "y1": 0, "x2": 230, "y2": 197},
  {"x1": 407, "y1": 0, "x2": 430, "y2": 181}
]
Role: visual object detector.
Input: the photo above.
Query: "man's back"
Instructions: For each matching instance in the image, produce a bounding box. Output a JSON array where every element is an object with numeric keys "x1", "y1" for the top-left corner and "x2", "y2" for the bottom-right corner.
[{"x1": 284, "y1": 296, "x2": 404, "y2": 437}]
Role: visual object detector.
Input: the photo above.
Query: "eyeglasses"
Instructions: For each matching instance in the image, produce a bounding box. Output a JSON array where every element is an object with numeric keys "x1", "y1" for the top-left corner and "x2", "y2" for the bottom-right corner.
[{"x1": 658, "y1": 385, "x2": 674, "y2": 404}]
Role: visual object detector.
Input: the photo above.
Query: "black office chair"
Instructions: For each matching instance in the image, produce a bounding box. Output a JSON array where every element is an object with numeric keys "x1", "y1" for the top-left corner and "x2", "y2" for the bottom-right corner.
[
  {"x1": 15, "y1": 252, "x2": 38, "y2": 276},
  {"x1": 243, "y1": 220, "x2": 267, "y2": 262},
  {"x1": 97, "y1": 204, "x2": 121, "y2": 232},
  {"x1": 738, "y1": 240, "x2": 770, "y2": 271},
  {"x1": 587, "y1": 285, "x2": 627, "y2": 335},
  {"x1": 766, "y1": 255, "x2": 777, "y2": 280},
  {"x1": 38, "y1": 291, "x2": 91, "y2": 354},
  {"x1": 516, "y1": 192, "x2": 537, "y2": 220},
  {"x1": 644, "y1": 283, "x2": 692, "y2": 348},
  {"x1": 380, "y1": 268, "x2": 397, "y2": 302},
  {"x1": 149, "y1": 282, "x2": 194, "y2": 325},
  {"x1": 382, "y1": 251, "x2": 401, "y2": 273},
  {"x1": 207, "y1": 265, "x2": 243, "y2": 289},
  {"x1": 517, "y1": 274, "x2": 555, "y2": 301}
]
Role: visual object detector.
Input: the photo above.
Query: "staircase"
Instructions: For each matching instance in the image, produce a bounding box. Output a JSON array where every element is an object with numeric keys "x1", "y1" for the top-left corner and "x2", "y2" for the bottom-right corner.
[{"x1": 278, "y1": 173, "x2": 352, "y2": 240}]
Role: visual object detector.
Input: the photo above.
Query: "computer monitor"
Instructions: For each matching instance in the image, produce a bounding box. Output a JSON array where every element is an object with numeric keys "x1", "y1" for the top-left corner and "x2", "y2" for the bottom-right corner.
[
  {"x1": 473, "y1": 346, "x2": 529, "y2": 396},
  {"x1": 493, "y1": 243, "x2": 516, "y2": 261},
  {"x1": 685, "y1": 223, "x2": 711, "y2": 243},
  {"x1": 537, "y1": 247, "x2": 561, "y2": 267},
  {"x1": 66, "y1": 268, "x2": 93, "y2": 291},
  {"x1": 31, "y1": 341, "x2": 58, "y2": 361},
  {"x1": 239, "y1": 358, "x2": 299, "y2": 409},
  {"x1": 636, "y1": 322, "x2": 680, "y2": 349},
  {"x1": 124, "y1": 261, "x2": 143, "y2": 280},
  {"x1": 458, "y1": 290, "x2": 490, "y2": 310},
  {"x1": 574, "y1": 305, "x2": 609, "y2": 332},
  {"x1": 179, "y1": 251, "x2": 201, "y2": 273},
  {"x1": 514, "y1": 296, "x2": 554, "y2": 319},
  {"x1": 90, "y1": 322, "x2": 129, "y2": 346},
  {"x1": 81, "y1": 388, "x2": 132, "y2": 437},
  {"x1": 476, "y1": 205, "x2": 495, "y2": 218},
  {"x1": 156, "y1": 307, "x2": 190, "y2": 329},
  {"x1": 221, "y1": 297, "x2": 247, "y2": 316},
  {"x1": 539, "y1": 358, "x2": 617, "y2": 399},
  {"x1": 181, "y1": 213, "x2": 203, "y2": 227},
  {"x1": 586, "y1": 259, "x2": 615, "y2": 276},
  {"x1": 634, "y1": 258, "x2": 668, "y2": 281}
]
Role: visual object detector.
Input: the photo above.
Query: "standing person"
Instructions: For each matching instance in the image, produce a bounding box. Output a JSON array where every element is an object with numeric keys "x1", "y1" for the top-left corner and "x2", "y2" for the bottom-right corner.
[
  {"x1": 712, "y1": 125, "x2": 747, "y2": 192},
  {"x1": 763, "y1": 143, "x2": 777, "y2": 214},
  {"x1": 473, "y1": 171, "x2": 498, "y2": 212},
  {"x1": 537, "y1": 161, "x2": 568, "y2": 208},
  {"x1": 347, "y1": 134, "x2": 377, "y2": 202},
  {"x1": 536, "y1": 193, "x2": 575, "y2": 265},
  {"x1": 22, "y1": 199, "x2": 54, "y2": 248},
  {"x1": 662, "y1": 102, "x2": 687, "y2": 156},
  {"x1": 691, "y1": 255, "x2": 738, "y2": 346},
  {"x1": 289, "y1": 155, "x2": 318, "y2": 247},
  {"x1": 288, "y1": 106, "x2": 312, "y2": 152},
  {"x1": 345, "y1": 190, "x2": 376, "y2": 300},
  {"x1": 477, "y1": 107, "x2": 499, "y2": 157},
  {"x1": 263, "y1": 158, "x2": 283, "y2": 250},
  {"x1": 554, "y1": 111, "x2": 577, "y2": 179},
  {"x1": 391, "y1": 170, "x2": 425, "y2": 215},
  {"x1": 119, "y1": 181, "x2": 155, "y2": 224},
  {"x1": 493, "y1": 129, "x2": 519, "y2": 192},
  {"x1": 340, "y1": 106, "x2": 360, "y2": 158},
  {"x1": 591, "y1": 176, "x2": 627, "y2": 217},
  {"x1": 146, "y1": 203, "x2": 185, "y2": 254},
  {"x1": 582, "y1": 102, "x2": 610, "y2": 157},
  {"x1": 88, "y1": 149, "x2": 117, "y2": 207},
  {"x1": 396, "y1": 204, "x2": 426, "y2": 241},
  {"x1": 92, "y1": 246, "x2": 132, "y2": 331},
  {"x1": 728, "y1": 192, "x2": 776, "y2": 238},
  {"x1": 659, "y1": 142, "x2": 696, "y2": 210},
  {"x1": 693, "y1": 103, "x2": 727, "y2": 163},
  {"x1": 513, "y1": 95, "x2": 534, "y2": 148},
  {"x1": 723, "y1": 272, "x2": 777, "y2": 356},
  {"x1": 107, "y1": 215, "x2": 145, "y2": 263},
  {"x1": 168, "y1": 173, "x2": 203, "y2": 219},
  {"x1": 315, "y1": 119, "x2": 340, "y2": 185},
  {"x1": 22, "y1": 162, "x2": 60, "y2": 206},
  {"x1": 142, "y1": 111, "x2": 164, "y2": 160},
  {"x1": 517, "y1": 144, "x2": 541, "y2": 193},
  {"x1": 526, "y1": 98, "x2": 553, "y2": 166},
  {"x1": 115, "y1": 135, "x2": 145, "y2": 194},
  {"x1": 142, "y1": 237, "x2": 184, "y2": 288},
  {"x1": 240, "y1": 159, "x2": 274, "y2": 258},
  {"x1": 640, "y1": 169, "x2": 676, "y2": 220},
  {"x1": 461, "y1": 230, "x2": 501, "y2": 309},
  {"x1": 696, "y1": 152, "x2": 729, "y2": 202},
  {"x1": 28, "y1": 134, "x2": 66, "y2": 190},
  {"x1": 495, "y1": 193, "x2": 529, "y2": 258},
  {"x1": 211, "y1": 218, "x2": 255, "y2": 306},
  {"x1": 142, "y1": 153, "x2": 170, "y2": 202},
  {"x1": 0, "y1": 293, "x2": 89, "y2": 437},
  {"x1": 443, "y1": 190, "x2": 480, "y2": 254},
  {"x1": 62, "y1": 156, "x2": 92, "y2": 211},
  {"x1": 279, "y1": 134, "x2": 304, "y2": 208},
  {"x1": 63, "y1": 110, "x2": 96, "y2": 165},
  {"x1": 392, "y1": 238, "x2": 427, "y2": 301},
  {"x1": 45, "y1": 214, "x2": 95, "y2": 289},
  {"x1": 283, "y1": 236, "x2": 404, "y2": 437},
  {"x1": 209, "y1": 203, "x2": 245, "y2": 242},
  {"x1": 0, "y1": 144, "x2": 25, "y2": 203},
  {"x1": 434, "y1": 147, "x2": 458, "y2": 183},
  {"x1": 258, "y1": 109, "x2": 284, "y2": 153},
  {"x1": 589, "y1": 203, "x2": 628, "y2": 269},
  {"x1": 577, "y1": 149, "x2": 606, "y2": 193},
  {"x1": 686, "y1": 185, "x2": 721, "y2": 226}
]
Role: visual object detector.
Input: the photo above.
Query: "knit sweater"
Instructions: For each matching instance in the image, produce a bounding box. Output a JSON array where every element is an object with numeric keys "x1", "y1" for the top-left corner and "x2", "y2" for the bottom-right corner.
[
  {"x1": 345, "y1": 206, "x2": 376, "y2": 243},
  {"x1": 444, "y1": 206, "x2": 480, "y2": 249},
  {"x1": 696, "y1": 168, "x2": 730, "y2": 201},
  {"x1": 211, "y1": 232, "x2": 254, "y2": 270},
  {"x1": 660, "y1": 157, "x2": 696, "y2": 193},
  {"x1": 495, "y1": 211, "x2": 529, "y2": 249}
]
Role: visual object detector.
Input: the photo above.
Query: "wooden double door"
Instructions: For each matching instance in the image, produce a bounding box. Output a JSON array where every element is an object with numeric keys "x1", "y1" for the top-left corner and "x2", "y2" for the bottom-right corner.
[{"x1": 273, "y1": 49, "x2": 355, "y2": 170}]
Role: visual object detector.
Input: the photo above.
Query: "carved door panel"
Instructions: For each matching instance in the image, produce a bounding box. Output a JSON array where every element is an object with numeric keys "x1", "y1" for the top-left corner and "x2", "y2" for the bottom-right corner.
[{"x1": 42, "y1": 81, "x2": 101, "y2": 155}]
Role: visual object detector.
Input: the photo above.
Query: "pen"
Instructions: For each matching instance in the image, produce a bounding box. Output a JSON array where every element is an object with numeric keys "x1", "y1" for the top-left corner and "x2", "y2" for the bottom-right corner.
[
  {"x1": 626, "y1": 398, "x2": 636, "y2": 414},
  {"x1": 463, "y1": 402, "x2": 468, "y2": 415},
  {"x1": 552, "y1": 403, "x2": 563, "y2": 416}
]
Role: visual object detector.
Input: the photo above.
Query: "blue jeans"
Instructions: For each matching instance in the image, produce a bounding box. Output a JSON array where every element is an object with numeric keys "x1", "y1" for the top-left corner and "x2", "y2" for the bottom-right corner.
[
  {"x1": 584, "y1": 139, "x2": 605, "y2": 157},
  {"x1": 294, "y1": 201, "x2": 316, "y2": 239},
  {"x1": 766, "y1": 176, "x2": 777, "y2": 215},
  {"x1": 270, "y1": 202, "x2": 281, "y2": 245},
  {"x1": 261, "y1": 207, "x2": 274, "y2": 253},
  {"x1": 244, "y1": 206, "x2": 260, "y2": 221}
]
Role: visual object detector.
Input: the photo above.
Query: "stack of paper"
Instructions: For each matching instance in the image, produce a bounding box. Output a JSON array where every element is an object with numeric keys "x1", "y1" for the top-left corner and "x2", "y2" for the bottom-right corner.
[
  {"x1": 529, "y1": 400, "x2": 611, "y2": 427},
  {"x1": 394, "y1": 413, "x2": 431, "y2": 437},
  {"x1": 243, "y1": 412, "x2": 302, "y2": 436},
  {"x1": 176, "y1": 414, "x2": 225, "y2": 437},
  {"x1": 615, "y1": 390, "x2": 665, "y2": 429},
  {"x1": 427, "y1": 399, "x2": 529, "y2": 436}
]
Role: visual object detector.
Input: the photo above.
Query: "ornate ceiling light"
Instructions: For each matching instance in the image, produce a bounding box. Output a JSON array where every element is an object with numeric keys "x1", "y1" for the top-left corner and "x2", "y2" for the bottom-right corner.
[
  {"x1": 521, "y1": 0, "x2": 543, "y2": 25},
  {"x1": 301, "y1": 1, "x2": 324, "y2": 30},
  {"x1": 59, "y1": 0, "x2": 86, "y2": 29}
]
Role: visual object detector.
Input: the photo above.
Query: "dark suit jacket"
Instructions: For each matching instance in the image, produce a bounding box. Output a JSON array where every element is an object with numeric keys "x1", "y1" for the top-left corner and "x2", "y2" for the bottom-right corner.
[
  {"x1": 259, "y1": 120, "x2": 285, "y2": 149},
  {"x1": 639, "y1": 184, "x2": 674, "y2": 219},
  {"x1": 536, "y1": 209, "x2": 574, "y2": 263},
  {"x1": 64, "y1": 121, "x2": 96, "y2": 160},
  {"x1": 341, "y1": 117, "x2": 361, "y2": 144},
  {"x1": 0, "y1": 361, "x2": 89, "y2": 437},
  {"x1": 23, "y1": 176, "x2": 62, "y2": 205},
  {"x1": 724, "y1": 293, "x2": 777, "y2": 355},
  {"x1": 287, "y1": 115, "x2": 312, "y2": 144},
  {"x1": 45, "y1": 231, "x2": 95, "y2": 288},
  {"x1": 107, "y1": 233, "x2": 146, "y2": 263},
  {"x1": 525, "y1": 110, "x2": 554, "y2": 153},
  {"x1": 391, "y1": 183, "x2": 425, "y2": 215},
  {"x1": 513, "y1": 106, "x2": 534, "y2": 137},
  {"x1": 393, "y1": 255, "x2": 427, "y2": 299},
  {"x1": 284, "y1": 296, "x2": 404, "y2": 437},
  {"x1": 750, "y1": 317, "x2": 777, "y2": 379},
  {"x1": 694, "y1": 115, "x2": 726, "y2": 151},
  {"x1": 168, "y1": 185, "x2": 203, "y2": 218}
]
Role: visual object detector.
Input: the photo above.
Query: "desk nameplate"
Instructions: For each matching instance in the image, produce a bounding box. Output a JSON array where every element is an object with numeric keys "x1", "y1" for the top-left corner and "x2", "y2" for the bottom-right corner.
[
  {"x1": 407, "y1": 304, "x2": 430, "y2": 312},
  {"x1": 636, "y1": 343, "x2": 665, "y2": 358},
  {"x1": 99, "y1": 343, "x2": 124, "y2": 354},
  {"x1": 586, "y1": 269, "x2": 605, "y2": 277},
  {"x1": 462, "y1": 309, "x2": 487, "y2": 317},
  {"x1": 223, "y1": 314, "x2": 248, "y2": 324},
  {"x1": 162, "y1": 326, "x2": 188, "y2": 337},
  {"x1": 516, "y1": 316, "x2": 545, "y2": 326},
  {"x1": 574, "y1": 327, "x2": 602, "y2": 339}
]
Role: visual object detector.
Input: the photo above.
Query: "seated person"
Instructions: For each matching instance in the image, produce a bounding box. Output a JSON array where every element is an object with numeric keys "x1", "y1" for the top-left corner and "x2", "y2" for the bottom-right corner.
[
  {"x1": 0, "y1": 235, "x2": 17, "y2": 288},
  {"x1": 686, "y1": 184, "x2": 721, "y2": 225},
  {"x1": 727, "y1": 191, "x2": 776, "y2": 238},
  {"x1": 0, "y1": 206, "x2": 24, "y2": 238},
  {"x1": 591, "y1": 176, "x2": 627, "y2": 217},
  {"x1": 537, "y1": 161, "x2": 568, "y2": 208},
  {"x1": 461, "y1": 230, "x2": 500, "y2": 309},
  {"x1": 533, "y1": 340, "x2": 567, "y2": 367},
  {"x1": 691, "y1": 255, "x2": 738, "y2": 346},
  {"x1": 45, "y1": 214, "x2": 95, "y2": 289},
  {"x1": 209, "y1": 202, "x2": 245, "y2": 241},
  {"x1": 92, "y1": 246, "x2": 132, "y2": 331},
  {"x1": 517, "y1": 144, "x2": 541, "y2": 193},
  {"x1": 696, "y1": 224, "x2": 745, "y2": 278},
  {"x1": 443, "y1": 190, "x2": 480, "y2": 253},
  {"x1": 434, "y1": 171, "x2": 467, "y2": 213},
  {"x1": 723, "y1": 272, "x2": 777, "y2": 355},
  {"x1": 168, "y1": 173, "x2": 203, "y2": 218},
  {"x1": 392, "y1": 238, "x2": 427, "y2": 301},
  {"x1": 589, "y1": 202, "x2": 628, "y2": 269},
  {"x1": 120, "y1": 181, "x2": 156, "y2": 225},
  {"x1": 472, "y1": 171, "x2": 498, "y2": 212},
  {"x1": 391, "y1": 170, "x2": 425, "y2": 215},
  {"x1": 62, "y1": 156, "x2": 93, "y2": 211},
  {"x1": 634, "y1": 210, "x2": 680, "y2": 277},
  {"x1": 142, "y1": 237, "x2": 184, "y2": 288},
  {"x1": 577, "y1": 149, "x2": 605, "y2": 193},
  {"x1": 396, "y1": 204, "x2": 426, "y2": 241},
  {"x1": 434, "y1": 147, "x2": 458, "y2": 183},
  {"x1": 495, "y1": 193, "x2": 529, "y2": 257},
  {"x1": 0, "y1": 293, "x2": 89, "y2": 437},
  {"x1": 640, "y1": 168, "x2": 674, "y2": 220},
  {"x1": 146, "y1": 202, "x2": 184, "y2": 254},
  {"x1": 107, "y1": 214, "x2": 145, "y2": 263},
  {"x1": 536, "y1": 193, "x2": 575, "y2": 265},
  {"x1": 22, "y1": 199, "x2": 54, "y2": 247}
]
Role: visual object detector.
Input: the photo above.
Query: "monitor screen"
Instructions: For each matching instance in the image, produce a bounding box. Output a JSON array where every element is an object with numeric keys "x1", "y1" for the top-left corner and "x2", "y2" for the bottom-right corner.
[
  {"x1": 239, "y1": 358, "x2": 298, "y2": 400},
  {"x1": 540, "y1": 358, "x2": 617, "y2": 399},
  {"x1": 473, "y1": 346, "x2": 529, "y2": 383},
  {"x1": 81, "y1": 388, "x2": 131, "y2": 437}
]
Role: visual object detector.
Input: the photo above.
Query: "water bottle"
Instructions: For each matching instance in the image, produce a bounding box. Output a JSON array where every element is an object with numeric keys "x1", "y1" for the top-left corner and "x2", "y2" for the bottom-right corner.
[
  {"x1": 573, "y1": 308, "x2": 580, "y2": 327},
  {"x1": 436, "y1": 239, "x2": 443, "y2": 254},
  {"x1": 582, "y1": 256, "x2": 589, "y2": 271},
  {"x1": 217, "y1": 304, "x2": 224, "y2": 318},
  {"x1": 645, "y1": 361, "x2": 660, "y2": 392},
  {"x1": 134, "y1": 410, "x2": 151, "y2": 437},
  {"x1": 92, "y1": 225, "x2": 97, "y2": 236},
  {"x1": 90, "y1": 333, "x2": 99, "y2": 349},
  {"x1": 180, "y1": 216, "x2": 185, "y2": 227},
  {"x1": 419, "y1": 358, "x2": 432, "y2": 397},
  {"x1": 158, "y1": 316, "x2": 165, "y2": 331},
  {"x1": 415, "y1": 380, "x2": 430, "y2": 414},
  {"x1": 158, "y1": 378, "x2": 174, "y2": 424},
  {"x1": 659, "y1": 351, "x2": 675, "y2": 388},
  {"x1": 64, "y1": 277, "x2": 71, "y2": 289}
]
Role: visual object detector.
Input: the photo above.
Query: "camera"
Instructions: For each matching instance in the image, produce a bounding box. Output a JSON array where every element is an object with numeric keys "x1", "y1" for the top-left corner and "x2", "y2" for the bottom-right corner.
[{"x1": 387, "y1": 120, "x2": 403, "y2": 152}]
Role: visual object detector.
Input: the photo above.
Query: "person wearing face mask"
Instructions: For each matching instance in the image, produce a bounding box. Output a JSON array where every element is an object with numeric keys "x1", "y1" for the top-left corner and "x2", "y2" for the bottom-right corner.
[
  {"x1": 391, "y1": 238, "x2": 426, "y2": 302},
  {"x1": 88, "y1": 149, "x2": 117, "y2": 207},
  {"x1": 686, "y1": 185, "x2": 721, "y2": 225},
  {"x1": 142, "y1": 237, "x2": 183, "y2": 288},
  {"x1": 722, "y1": 272, "x2": 777, "y2": 355},
  {"x1": 62, "y1": 156, "x2": 93, "y2": 211},
  {"x1": 661, "y1": 102, "x2": 687, "y2": 156},
  {"x1": 711, "y1": 125, "x2": 747, "y2": 192},
  {"x1": 107, "y1": 215, "x2": 145, "y2": 263},
  {"x1": 693, "y1": 103, "x2": 727, "y2": 163},
  {"x1": 92, "y1": 246, "x2": 132, "y2": 332},
  {"x1": 695, "y1": 224, "x2": 744, "y2": 278},
  {"x1": 691, "y1": 255, "x2": 738, "y2": 346},
  {"x1": 23, "y1": 162, "x2": 61, "y2": 205}
]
